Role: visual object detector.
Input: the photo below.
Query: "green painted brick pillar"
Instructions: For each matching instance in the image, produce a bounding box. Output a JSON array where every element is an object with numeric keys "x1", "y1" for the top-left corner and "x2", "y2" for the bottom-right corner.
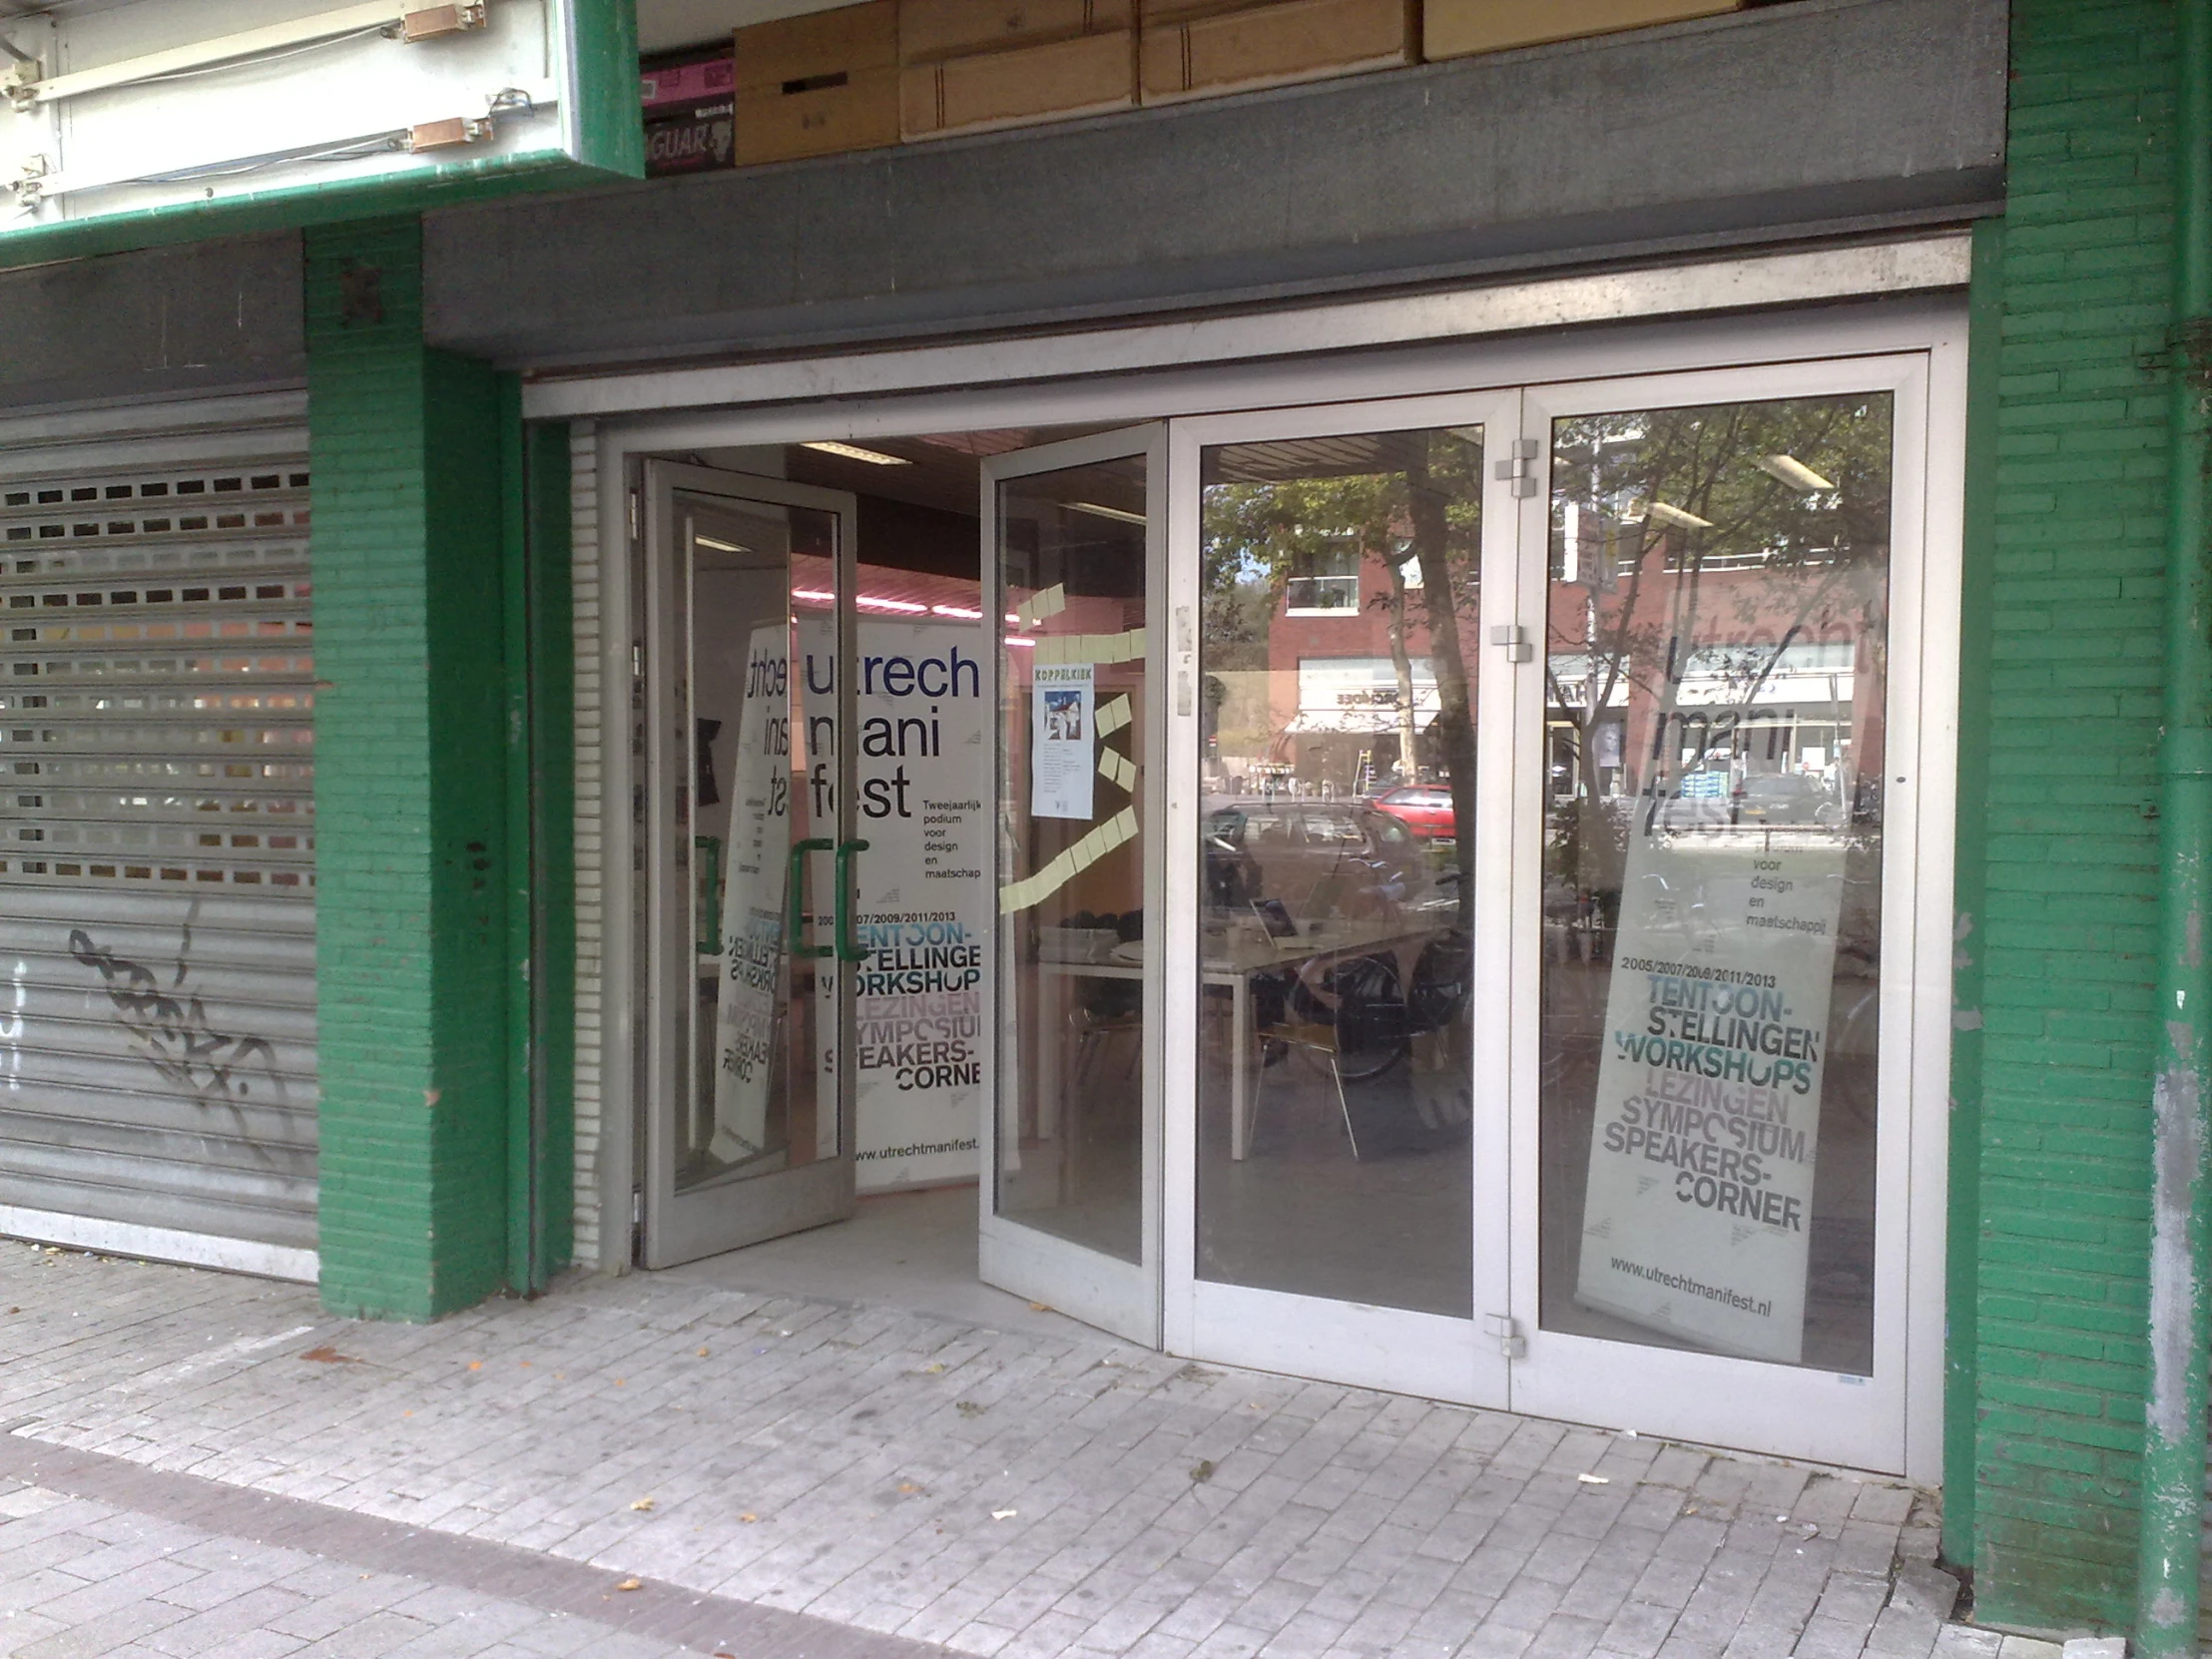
[
  {"x1": 1964, "y1": 0, "x2": 2188, "y2": 1635},
  {"x1": 307, "y1": 216, "x2": 540, "y2": 1320}
]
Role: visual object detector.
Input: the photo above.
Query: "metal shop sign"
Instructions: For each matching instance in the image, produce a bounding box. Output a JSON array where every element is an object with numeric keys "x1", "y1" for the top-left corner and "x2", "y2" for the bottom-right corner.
[{"x1": 0, "y1": 0, "x2": 639, "y2": 265}]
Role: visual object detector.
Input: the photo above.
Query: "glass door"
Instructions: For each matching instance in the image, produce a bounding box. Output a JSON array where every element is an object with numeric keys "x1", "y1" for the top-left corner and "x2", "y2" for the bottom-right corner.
[
  {"x1": 980, "y1": 428, "x2": 1164, "y2": 1345},
  {"x1": 641, "y1": 462, "x2": 860, "y2": 1269},
  {"x1": 1161, "y1": 392, "x2": 1521, "y2": 1405},
  {"x1": 1508, "y1": 357, "x2": 1933, "y2": 1471}
]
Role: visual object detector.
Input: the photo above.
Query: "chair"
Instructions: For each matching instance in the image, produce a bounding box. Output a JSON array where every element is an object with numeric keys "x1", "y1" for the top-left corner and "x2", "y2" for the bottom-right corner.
[{"x1": 1246, "y1": 1010, "x2": 1358, "y2": 1156}]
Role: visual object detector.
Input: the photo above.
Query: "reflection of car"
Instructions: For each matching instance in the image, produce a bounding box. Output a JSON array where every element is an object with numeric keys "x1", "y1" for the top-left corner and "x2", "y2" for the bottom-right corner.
[
  {"x1": 1371, "y1": 785, "x2": 1457, "y2": 838},
  {"x1": 1204, "y1": 799, "x2": 1441, "y2": 918},
  {"x1": 1734, "y1": 773, "x2": 1842, "y2": 826}
]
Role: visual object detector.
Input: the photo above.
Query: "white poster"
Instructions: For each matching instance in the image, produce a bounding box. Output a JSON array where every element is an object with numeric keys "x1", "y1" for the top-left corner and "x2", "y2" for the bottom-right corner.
[
  {"x1": 1573, "y1": 825, "x2": 1845, "y2": 1364},
  {"x1": 1029, "y1": 662, "x2": 1095, "y2": 821},
  {"x1": 708, "y1": 622, "x2": 794, "y2": 1167},
  {"x1": 796, "y1": 619, "x2": 990, "y2": 1192}
]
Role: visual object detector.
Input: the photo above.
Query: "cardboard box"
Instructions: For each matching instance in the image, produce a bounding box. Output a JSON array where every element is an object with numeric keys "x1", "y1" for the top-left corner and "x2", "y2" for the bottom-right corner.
[
  {"x1": 1140, "y1": 0, "x2": 1410, "y2": 104},
  {"x1": 1422, "y1": 0, "x2": 1737, "y2": 62},
  {"x1": 900, "y1": 0, "x2": 1133, "y2": 62},
  {"x1": 734, "y1": 0, "x2": 901, "y2": 165},
  {"x1": 641, "y1": 53, "x2": 737, "y2": 176},
  {"x1": 901, "y1": 29, "x2": 1135, "y2": 138}
]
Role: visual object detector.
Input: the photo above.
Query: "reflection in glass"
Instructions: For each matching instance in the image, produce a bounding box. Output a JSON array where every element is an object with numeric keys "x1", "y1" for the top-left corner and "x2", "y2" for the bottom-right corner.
[
  {"x1": 682, "y1": 501, "x2": 837, "y2": 1193},
  {"x1": 996, "y1": 458, "x2": 1148, "y2": 1261},
  {"x1": 1195, "y1": 427, "x2": 1481, "y2": 1317},
  {"x1": 1538, "y1": 393, "x2": 1891, "y2": 1374}
]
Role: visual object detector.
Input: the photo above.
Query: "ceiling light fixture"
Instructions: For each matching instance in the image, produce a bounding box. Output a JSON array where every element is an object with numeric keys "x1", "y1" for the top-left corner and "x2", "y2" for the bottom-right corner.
[
  {"x1": 1067, "y1": 500, "x2": 1146, "y2": 526},
  {"x1": 855, "y1": 595, "x2": 928, "y2": 613},
  {"x1": 932, "y1": 604, "x2": 983, "y2": 619},
  {"x1": 695, "y1": 535, "x2": 750, "y2": 553},
  {"x1": 800, "y1": 441, "x2": 911, "y2": 465},
  {"x1": 1647, "y1": 501, "x2": 1714, "y2": 531},
  {"x1": 1754, "y1": 453, "x2": 1836, "y2": 492}
]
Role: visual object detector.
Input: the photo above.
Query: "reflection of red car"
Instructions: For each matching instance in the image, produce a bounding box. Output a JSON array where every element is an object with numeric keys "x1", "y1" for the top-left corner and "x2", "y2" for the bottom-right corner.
[{"x1": 1372, "y1": 786, "x2": 1456, "y2": 838}]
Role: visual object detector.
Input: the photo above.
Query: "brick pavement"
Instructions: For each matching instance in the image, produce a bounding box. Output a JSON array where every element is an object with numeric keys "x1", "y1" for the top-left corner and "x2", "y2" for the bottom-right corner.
[{"x1": 0, "y1": 1242, "x2": 1971, "y2": 1658}]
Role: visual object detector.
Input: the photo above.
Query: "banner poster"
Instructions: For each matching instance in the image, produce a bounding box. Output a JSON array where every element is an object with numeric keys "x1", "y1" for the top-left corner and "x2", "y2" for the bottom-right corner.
[
  {"x1": 1029, "y1": 663, "x2": 1095, "y2": 821},
  {"x1": 793, "y1": 618, "x2": 990, "y2": 1192},
  {"x1": 1573, "y1": 825, "x2": 1846, "y2": 1364},
  {"x1": 708, "y1": 621, "x2": 794, "y2": 1167}
]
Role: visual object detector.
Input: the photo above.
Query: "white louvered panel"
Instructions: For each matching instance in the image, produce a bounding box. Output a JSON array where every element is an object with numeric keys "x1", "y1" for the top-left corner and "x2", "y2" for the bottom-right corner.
[
  {"x1": 568, "y1": 420, "x2": 605, "y2": 1267},
  {"x1": 0, "y1": 397, "x2": 315, "y2": 1273}
]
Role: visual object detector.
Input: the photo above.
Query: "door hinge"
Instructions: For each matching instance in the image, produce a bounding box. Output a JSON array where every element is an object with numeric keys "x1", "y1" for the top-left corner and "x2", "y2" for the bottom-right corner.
[
  {"x1": 1489, "y1": 624, "x2": 1533, "y2": 664},
  {"x1": 632, "y1": 1187, "x2": 644, "y2": 1225},
  {"x1": 1484, "y1": 1313, "x2": 1526, "y2": 1360},
  {"x1": 632, "y1": 642, "x2": 645, "y2": 680},
  {"x1": 629, "y1": 489, "x2": 641, "y2": 541},
  {"x1": 1493, "y1": 437, "x2": 1540, "y2": 498}
]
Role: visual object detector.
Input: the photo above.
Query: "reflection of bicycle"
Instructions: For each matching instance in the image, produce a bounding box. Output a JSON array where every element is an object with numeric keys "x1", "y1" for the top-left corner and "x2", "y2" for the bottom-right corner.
[{"x1": 1255, "y1": 930, "x2": 1472, "y2": 1085}]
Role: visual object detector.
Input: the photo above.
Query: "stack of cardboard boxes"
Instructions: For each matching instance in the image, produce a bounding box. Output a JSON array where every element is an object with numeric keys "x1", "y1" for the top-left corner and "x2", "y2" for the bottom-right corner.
[{"x1": 654, "y1": 0, "x2": 1743, "y2": 170}]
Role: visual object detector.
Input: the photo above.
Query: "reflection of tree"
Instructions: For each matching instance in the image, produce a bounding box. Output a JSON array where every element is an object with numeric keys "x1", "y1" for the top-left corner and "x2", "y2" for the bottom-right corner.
[
  {"x1": 1201, "y1": 431, "x2": 1483, "y2": 911},
  {"x1": 1546, "y1": 395, "x2": 1893, "y2": 889}
]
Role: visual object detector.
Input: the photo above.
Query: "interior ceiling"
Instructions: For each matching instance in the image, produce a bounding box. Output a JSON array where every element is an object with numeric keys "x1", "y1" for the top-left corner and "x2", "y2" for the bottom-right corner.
[
  {"x1": 774, "y1": 426, "x2": 1115, "y2": 518},
  {"x1": 689, "y1": 428, "x2": 1453, "y2": 519}
]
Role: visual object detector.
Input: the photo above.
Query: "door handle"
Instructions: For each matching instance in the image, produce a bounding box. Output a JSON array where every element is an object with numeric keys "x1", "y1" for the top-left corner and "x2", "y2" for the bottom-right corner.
[
  {"x1": 788, "y1": 837, "x2": 833, "y2": 959},
  {"x1": 834, "y1": 838, "x2": 871, "y2": 963}
]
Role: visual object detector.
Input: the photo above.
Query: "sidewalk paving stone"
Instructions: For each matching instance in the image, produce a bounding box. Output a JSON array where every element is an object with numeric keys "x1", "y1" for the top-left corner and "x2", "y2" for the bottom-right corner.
[{"x1": 0, "y1": 1243, "x2": 2014, "y2": 1658}]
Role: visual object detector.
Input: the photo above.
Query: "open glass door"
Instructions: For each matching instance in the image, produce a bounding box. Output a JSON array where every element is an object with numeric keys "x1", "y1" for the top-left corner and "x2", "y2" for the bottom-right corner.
[
  {"x1": 641, "y1": 462, "x2": 859, "y2": 1269},
  {"x1": 981, "y1": 428, "x2": 1165, "y2": 1345},
  {"x1": 1160, "y1": 393, "x2": 1521, "y2": 1404},
  {"x1": 1509, "y1": 358, "x2": 1934, "y2": 1471}
]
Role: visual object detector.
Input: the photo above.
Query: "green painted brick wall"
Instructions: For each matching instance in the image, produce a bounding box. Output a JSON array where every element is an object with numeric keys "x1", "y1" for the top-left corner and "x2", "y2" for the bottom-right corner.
[
  {"x1": 308, "y1": 217, "x2": 516, "y2": 1320},
  {"x1": 1971, "y1": 0, "x2": 2183, "y2": 1632}
]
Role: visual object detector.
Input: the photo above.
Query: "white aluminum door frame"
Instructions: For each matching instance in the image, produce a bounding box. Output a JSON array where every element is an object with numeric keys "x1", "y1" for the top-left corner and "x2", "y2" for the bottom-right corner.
[
  {"x1": 1503, "y1": 350, "x2": 1957, "y2": 1479},
  {"x1": 978, "y1": 423, "x2": 1168, "y2": 1348},
  {"x1": 640, "y1": 459, "x2": 861, "y2": 1269},
  {"x1": 1160, "y1": 388, "x2": 1523, "y2": 1407},
  {"x1": 585, "y1": 293, "x2": 1963, "y2": 1480}
]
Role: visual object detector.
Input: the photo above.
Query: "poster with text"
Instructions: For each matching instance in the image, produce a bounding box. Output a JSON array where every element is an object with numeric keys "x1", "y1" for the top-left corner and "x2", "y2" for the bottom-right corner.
[
  {"x1": 796, "y1": 618, "x2": 990, "y2": 1191},
  {"x1": 708, "y1": 621, "x2": 793, "y2": 1168},
  {"x1": 1573, "y1": 826, "x2": 1845, "y2": 1364},
  {"x1": 1029, "y1": 663, "x2": 1095, "y2": 821}
]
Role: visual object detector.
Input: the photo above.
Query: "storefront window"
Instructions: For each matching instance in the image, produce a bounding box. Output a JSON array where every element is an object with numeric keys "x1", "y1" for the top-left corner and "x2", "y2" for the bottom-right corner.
[
  {"x1": 684, "y1": 501, "x2": 838, "y2": 1192},
  {"x1": 1538, "y1": 392, "x2": 1892, "y2": 1374},
  {"x1": 1194, "y1": 426, "x2": 1482, "y2": 1317},
  {"x1": 995, "y1": 456, "x2": 1150, "y2": 1261}
]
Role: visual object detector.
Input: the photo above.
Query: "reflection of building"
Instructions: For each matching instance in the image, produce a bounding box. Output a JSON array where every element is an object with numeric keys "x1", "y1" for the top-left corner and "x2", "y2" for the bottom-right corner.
[
  {"x1": 1544, "y1": 530, "x2": 1887, "y2": 818},
  {"x1": 1218, "y1": 544, "x2": 1459, "y2": 796}
]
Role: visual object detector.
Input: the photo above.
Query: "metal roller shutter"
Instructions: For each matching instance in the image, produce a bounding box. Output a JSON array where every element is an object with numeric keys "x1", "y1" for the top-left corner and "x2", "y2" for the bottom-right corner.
[{"x1": 0, "y1": 393, "x2": 316, "y2": 1281}]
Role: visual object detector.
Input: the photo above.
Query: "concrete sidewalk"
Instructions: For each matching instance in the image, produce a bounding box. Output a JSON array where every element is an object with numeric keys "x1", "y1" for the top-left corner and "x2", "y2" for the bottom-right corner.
[{"x1": 0, "y1": 1236, "x2": 1975, "y2": 1659}]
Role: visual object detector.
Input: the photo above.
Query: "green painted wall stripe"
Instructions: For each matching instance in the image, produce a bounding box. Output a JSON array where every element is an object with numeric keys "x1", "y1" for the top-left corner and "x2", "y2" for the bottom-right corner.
[
  {"x1": 503, "y1": 406, "x2": 578, "y2": 1293},
  {"x1": 1948, "y1": 212, "x2": 2005, "y2": 1575}
]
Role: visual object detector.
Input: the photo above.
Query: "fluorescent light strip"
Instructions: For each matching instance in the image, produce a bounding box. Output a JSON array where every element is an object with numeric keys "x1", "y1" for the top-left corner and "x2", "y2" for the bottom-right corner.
[
  {"x1": 1647, "y1": 501, "x2": 1714, "y2": 531},
  {"x1": 856, "y1": 596, "x2": 928, "y2": 613},
  {"x1": 1067, "y1": 500, "x2": 1147, "y2": 526},
  {"x1": 932, "y1": 605, "x2": 982, "y2": 619},
  {"x1": 1754, "y1": 453, "x2": 1837, "y2": 492},
  {"x1": 800, "y1": 441, "x2": 911, "y2": 465}
]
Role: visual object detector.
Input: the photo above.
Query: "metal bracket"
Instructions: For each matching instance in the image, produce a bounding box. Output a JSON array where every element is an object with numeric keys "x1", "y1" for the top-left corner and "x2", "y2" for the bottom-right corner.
[
  {"x1": 399, "y1": 4, "x2": 488, "y2": 42},
  {"x1": 1492, "y1": 436, "x2": 1541, "y2": 498},
  {"x1": 2, "y1": 58, "x2": 38, "y2": 115},
  {"x1": 1489, "y1": 624, "x2": 1533, "y2": 664},
  {"x1": 1483, "y1": 1313, "x2": 1526, "y2": 1360},
  {"x1": 9, "y1": 154, "x2": 46, "y2": 208}
]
